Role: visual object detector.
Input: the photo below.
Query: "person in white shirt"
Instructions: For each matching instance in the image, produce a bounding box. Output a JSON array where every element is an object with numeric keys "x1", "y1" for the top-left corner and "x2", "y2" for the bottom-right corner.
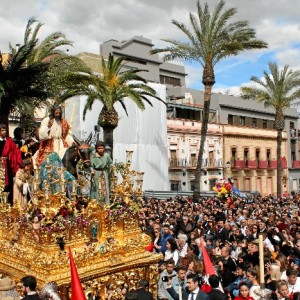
[
  {"x1": 166, "y1": 273, "x2": 209, "y2": 300},
  {"x1": 286, "y1": 267, "x2": 300, "y2": 294}
]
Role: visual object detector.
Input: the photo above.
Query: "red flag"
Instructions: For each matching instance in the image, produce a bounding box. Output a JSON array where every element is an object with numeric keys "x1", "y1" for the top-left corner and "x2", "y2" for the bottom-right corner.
[
  {"x1": 69, "y1": 247, "x2": 86, "y2": 300},
  {"x1": 199, "y1": 239, "x2": 215, "y2": 276}
]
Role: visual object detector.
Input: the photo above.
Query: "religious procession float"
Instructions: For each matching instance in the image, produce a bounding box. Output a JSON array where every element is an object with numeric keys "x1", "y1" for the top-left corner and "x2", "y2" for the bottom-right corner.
[{"x1": 0, "y1": 150, "x2": 161, "y2": 299}]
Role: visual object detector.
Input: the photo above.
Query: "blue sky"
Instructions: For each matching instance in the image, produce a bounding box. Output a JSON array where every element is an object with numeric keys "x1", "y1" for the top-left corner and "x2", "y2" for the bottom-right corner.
[{"x1": 1, "y1": 0, "x2": 300, "y2": 95}]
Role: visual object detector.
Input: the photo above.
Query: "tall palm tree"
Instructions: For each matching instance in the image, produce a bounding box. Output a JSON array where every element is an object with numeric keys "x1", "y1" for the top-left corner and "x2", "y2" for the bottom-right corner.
[
  {"x1": 150, "y1": 0, "x2": 267, "y2": 196},
  {"x1": 62, "y1": 54, "x2": 163, "y2": 153},
  {"x1": 241, "y1": 62, "x2": 300, "y2": 198},
  {"x1": 0, "y1": 37, "x2": 49, "y2": 128}
]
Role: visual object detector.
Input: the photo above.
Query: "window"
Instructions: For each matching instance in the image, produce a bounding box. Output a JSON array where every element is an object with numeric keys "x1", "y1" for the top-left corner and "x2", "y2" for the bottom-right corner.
[
  {"x1": 244, "y1": 148, "x2": 249, "y2": 166},
  {"x1": 160, "y1": 75, "x2": 181, "y2": 86},
  {"x1": 266, "y1": 149, "x2": 271, "y2": 166},
  {"x1": 231, "y1": 147, "x2": 236, "y2": 168},
  {"x1": 256, "y1": 149, "x2": 260, "y2": 163},
  {"x1": 263, "y1": 120, "x2": 267, "y2": 129},
  {"x1": 170, "y1": 150, "x2": 177, "y2": 159},
  {"x1": 240, "y1": 116, "x2": 245, "y2": 126},
  {"x1": 171, "y1": 181, "x2": 180, "y2": 191},
  {"x1": 252, "y1": 118, "x2": 257, "y2": 127},
  {"x1": 209, "y1": 112, "x2": 216, "y2": 123},
  {"x1": 228, "y1": 115, "x2": 233, "y2": 125},
  {"x1": 190, "y1": 180, "x2": 195, "y2": 191},
  {"x1": 190, "y1": 153, "x2": 197, "y2": 167}
]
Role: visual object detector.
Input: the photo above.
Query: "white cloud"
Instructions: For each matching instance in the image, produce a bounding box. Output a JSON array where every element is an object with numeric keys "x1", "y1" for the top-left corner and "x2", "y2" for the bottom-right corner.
[{"x1": 276, "y1": 48, "x2": 300, "y2": 70}]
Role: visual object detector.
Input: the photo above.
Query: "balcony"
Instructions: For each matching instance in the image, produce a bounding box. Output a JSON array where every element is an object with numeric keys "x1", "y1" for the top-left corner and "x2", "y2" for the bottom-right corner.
[
  {"x1": 169, "y1": 158, "x2": 222, "y2": 169},
  {"x1": 169, "y1": 158, "x2": 197, "y2": 169},
  {"x1": 234, "y1": 160, "x2": 245, "y2": 169},
  {"x1": 258, "y1": 160, "x2": 268, "y2": 169},
  {"x1": 267, "y1": 159, "x2": 287, "y2": 169},
  {"x1": 246, "y1": 160, "x2": 257, "y2": 169},
  {"x1": 205, "y1": 159, "x2": 223, "y2": 168},
  {"x1": 268, "y1": 160, "x2": 277, "y2": 169},
  {"x1": 293, "y1": 160, "x2": 300, "y2": 169},
  {"x1": 281, "y1": 158, "x2": 287, "y2": 169}
]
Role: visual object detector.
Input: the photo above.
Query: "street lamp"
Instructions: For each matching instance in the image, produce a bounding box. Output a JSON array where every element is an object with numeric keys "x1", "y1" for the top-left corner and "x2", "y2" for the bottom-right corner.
[
  {"x1": 225, "y1": 161, "x2": 231, "y2": 170},
  {"x1": 224, "y1": 161, "x2": 231, "y2": 180}
]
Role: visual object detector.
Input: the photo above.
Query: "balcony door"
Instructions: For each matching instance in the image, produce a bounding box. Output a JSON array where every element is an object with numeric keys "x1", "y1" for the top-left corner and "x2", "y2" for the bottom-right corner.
[
  {"x1": 244, "y1": 178, "x2": 250, "y2": 191},
  {"x1": 267, "y1": 177, "x2": 272, "y2": 195},
  {"x1": 256, "y1": 177, "x2": 262, "y2": 194}
]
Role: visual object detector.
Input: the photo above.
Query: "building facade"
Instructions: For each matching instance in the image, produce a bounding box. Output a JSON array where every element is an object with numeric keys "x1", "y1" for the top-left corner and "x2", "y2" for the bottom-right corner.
[{"x1": 223, "y1": 125, "x2": 287, "y2": 196}]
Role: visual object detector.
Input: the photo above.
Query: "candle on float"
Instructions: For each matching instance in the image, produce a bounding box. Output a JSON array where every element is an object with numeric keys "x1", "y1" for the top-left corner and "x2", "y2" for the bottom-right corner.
[
  {"x1": 72, "y1": 181, "x2": 77, "y2": 194},
  {"x1": 259, "y1": 234, "x2": 265, "y2": 284}
]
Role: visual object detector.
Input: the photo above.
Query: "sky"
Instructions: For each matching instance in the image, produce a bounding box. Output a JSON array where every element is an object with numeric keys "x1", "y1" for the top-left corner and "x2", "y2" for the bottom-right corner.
[{"x1": 1, "y1": 0, "x2": 300, "y2": 95}]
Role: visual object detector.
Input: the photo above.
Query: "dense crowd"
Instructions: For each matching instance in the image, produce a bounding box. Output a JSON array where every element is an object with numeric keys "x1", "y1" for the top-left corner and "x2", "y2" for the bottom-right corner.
[{"x1": 139, "y1": 193, "x2": 300, "y2": 300}]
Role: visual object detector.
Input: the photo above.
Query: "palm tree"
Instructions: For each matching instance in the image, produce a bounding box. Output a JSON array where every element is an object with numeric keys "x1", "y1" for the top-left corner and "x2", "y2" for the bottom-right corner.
[
  {"x1": 150, "y1": 0, "x2": 267, "y2": 197},
  {"x1": 0, "y1": 37, "x2": 49, "y2": 128},
  {"x1": 17, "y1": 18, "x2": 90, "y2": 132},
  {"x1": 24, "y1": 19, "x2": 90, "y2": 97},
  {"x1": 63, "y1": 54, "x2": 163, "y2": 154},
  {"x1": 241, "y1": 62, "x2": 300, "y2": 198}
]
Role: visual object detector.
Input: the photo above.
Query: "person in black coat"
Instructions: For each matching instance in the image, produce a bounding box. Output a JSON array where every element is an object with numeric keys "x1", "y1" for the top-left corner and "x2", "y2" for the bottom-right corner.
[
  {"x1": 135, "y1": 279, "x2": 153, "y2": 300},
  {"x1": 20, "y1": 276, "x2": 41, "y2": 300},
  {"x1": 207, "y1": 275, "x2": 228, "y2": 300},
  {"x1": 215, "y1": 220, "x2": 229, "y2": 243}
]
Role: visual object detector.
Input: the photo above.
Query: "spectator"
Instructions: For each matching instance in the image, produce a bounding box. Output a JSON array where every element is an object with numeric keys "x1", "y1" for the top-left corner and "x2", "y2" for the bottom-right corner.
[
  {"x1": 218, "y1": 246, "x2": 237, "y2": 287},
  {"x1": 276, "y1": 280, "x2": 290, "y2": 300},
  {"x1": 21, "y1": 275, "x2": 40, "y2": 300},
  {"x1": 216, "y1": 220, "x2": 229, "y2": 243},
  {"x1": 164, "y1": 238, "x2": 180, "y2": 266},
  {"x1": 171, "y1": 265, "x2": 187, "y2": 295},
  {"x1": 207, "y1": 275, "x2": 227, "y2": 300},
  {"x1": 286, "y1": 267, "x2": 300, "y2": 294},
  {"x1": 166, "y1": 273, "x2": 209, "y2": 300},
  {"x1": 0, "y1": 276, "x2": 20, "y2": 300},
  {"x1": 177, "y1": 234, "x2": 188, "y2": 258},
  {"x1": 234, "y1": 282, "x2": 253, "y2": 300},
  {"x1": 159, "y1": 224, "x2": 174, "y2": 254},
  {"x1": 135, "y1": 279, "x2": 152, "y2": 300},
  {"x1": 157, "y1": 259, "x2": 177, "y2": 300},
  {"x1": 247, "y1": 268, "x2": 260, "y2": 300}
]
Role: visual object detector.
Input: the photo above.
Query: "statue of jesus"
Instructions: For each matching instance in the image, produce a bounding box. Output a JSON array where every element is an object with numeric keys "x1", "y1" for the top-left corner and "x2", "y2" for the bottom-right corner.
[{"x1": 35, "y1": 104, "x2": 74, "y2": 166}]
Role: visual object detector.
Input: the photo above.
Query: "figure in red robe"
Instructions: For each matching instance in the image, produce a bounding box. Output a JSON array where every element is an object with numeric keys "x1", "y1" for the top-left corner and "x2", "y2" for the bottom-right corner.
[{"x1": 0, "y1": 124, "x2": 22, "y2": 205}]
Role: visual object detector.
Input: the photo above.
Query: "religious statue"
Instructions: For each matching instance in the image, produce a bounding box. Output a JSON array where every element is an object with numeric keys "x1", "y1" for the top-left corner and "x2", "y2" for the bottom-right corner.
[
  {"x1": 90, "y1": 222, "x2": 99, "y2": 242},
  {"x1": 10, "y1": 219, "x2": 20, "y2": 242},
  {"x1": 90, "y1": 141, "x2": 112, "y2": 204},
  {"x1": 56, "y1": 234, "x2": 65, "y2": 252},
  {"x1": 32, "y1": 216, "x2": 41, "y2": 243},
  {"x1": 35, "y1": 104, "x2": 74, "y2": 166},
  {"x1": 13, "y1": 158, "x2": 32, "y2": 209}
]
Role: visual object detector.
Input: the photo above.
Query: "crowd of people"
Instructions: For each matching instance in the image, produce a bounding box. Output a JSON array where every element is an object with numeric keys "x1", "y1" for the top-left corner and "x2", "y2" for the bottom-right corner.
[{"x1": 139, "y1": 194, "x2": 300, "y2": 300}]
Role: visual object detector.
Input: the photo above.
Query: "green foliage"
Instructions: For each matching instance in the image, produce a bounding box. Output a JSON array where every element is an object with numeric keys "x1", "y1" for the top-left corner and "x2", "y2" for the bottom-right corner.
[
  {"x1": 241, "y1": 62, "x2": 300, "y2": 119},
  {"x1": 150, "y1": 0, "x2": 267, "y2": 69}
]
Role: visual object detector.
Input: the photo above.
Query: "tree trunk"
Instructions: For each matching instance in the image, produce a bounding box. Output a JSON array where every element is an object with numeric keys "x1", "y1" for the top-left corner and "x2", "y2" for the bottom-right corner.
[
  {"x1": 194, "y1": 84, "x2": 214, "y2": 199},
  {"x1": 103, "y1": 126, "x2": 114, "y2": 156},
  {"x1": 277, "y1": 129, "x2": 282, "y2": 198},
  {"x1": 98, "y1": 106, "x2": 118, "y2": 159}
]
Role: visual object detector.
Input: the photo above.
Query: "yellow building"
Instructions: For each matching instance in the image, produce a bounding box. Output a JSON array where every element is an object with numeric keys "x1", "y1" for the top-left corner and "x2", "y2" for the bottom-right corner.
[{"x1": 223, "y1": 124, "x2": 288, "y2": 196}]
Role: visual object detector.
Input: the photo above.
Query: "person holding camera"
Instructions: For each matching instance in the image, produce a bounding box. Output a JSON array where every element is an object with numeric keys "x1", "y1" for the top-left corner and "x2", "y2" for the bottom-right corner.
[
  {"x1": 166, "y1": 273, "x2": 209, "y2": 300},
  {"x1": 158, "y1": 259, "x2": 177, "y2": 300}
]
